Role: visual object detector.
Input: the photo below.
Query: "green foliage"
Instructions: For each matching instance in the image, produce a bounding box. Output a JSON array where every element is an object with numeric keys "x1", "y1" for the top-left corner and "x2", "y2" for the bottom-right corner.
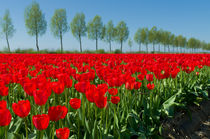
[
  {"x1": 140, "y1": 28, "x2": 149, "y2": 45},
  {"x1": 70, "y1": 13, "x2": 87, "y2": 52},
  {"x1": 104, "y1": 20, "x2": 115, "y2": 42},
  {"x1": 24, "y1": 1, "x2": 47, "y2": 36},
  {"x1": 161, "y1": 31, "x2": 171, "y2": 46},
  {"x1": 50, "y1": 9, "x2": 69, "y2": 52},
  {"x1": 169, "y1": 34, "x2": 175, "y2": 46},
  {"x1": 24, "y1": 1, "x2": 47, "y2": 51},
  {"x1": 96, "y1": 49, "x2": 106, "y2": 54},
  {"x1": 0, "y1": 10, "x2": 15, "y2": 38},
  {"x1": 87, "y1": 15, "x2": 103, "y2": 50},
  {"x1": 51, "y1": 9, "x2": 69, "y2": 38},
  {"x1": 134, "y1": 28, "x2": 142, "y2": 45},
  {"x1": 70, "y1": 13, "x2": 86, "y2": 40},
  {"x1": 104, "y1": 20, "x2": 116, "y2": 52},
  {"x1": 128, "y1": 38, "x2": 132, "y2": 48},
  {"x1": 0, "y1": 10, "x2": 15, "y2": 52},
  {"x1": 114, "y1": 49, "x2": 122, "y2": 54},
  {"x1": 115, "y1": 21, "x2": 129, "y2": 52},
  {"x1": 148, "y1": 26, "x2": 157, "y2": 44}
]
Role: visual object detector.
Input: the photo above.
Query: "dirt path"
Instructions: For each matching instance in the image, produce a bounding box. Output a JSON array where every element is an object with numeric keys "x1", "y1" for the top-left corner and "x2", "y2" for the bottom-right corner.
[
  {"x1": 191, "y1": 116, "x2": 210, "y2": 139},
  {"x1": 162, "y1": 100, "x2": 210, "y2": 139}
]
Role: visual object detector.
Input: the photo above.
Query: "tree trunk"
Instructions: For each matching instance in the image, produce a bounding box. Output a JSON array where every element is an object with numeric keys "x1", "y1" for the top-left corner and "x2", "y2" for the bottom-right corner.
[
  {"x1": 139, "y1": 43, "x2": 141, "y2": 52},
  {"x1": 36, "y1": 33, "x2": 39, "y2": 52},
  {"x1": 60, "y1": 31, "x2": 63, "y2": 53},
  {"x1": 79, "y1": 35, "x2": 82, "y2": 52},
  {"x1": 96, "y1": 38, "x2": 98, "y2": 51},
  {"x1": 159, "y1": 44, "x2": 160, "y2": 52},
  {"x1": 6, "y1": 34, "x2": 10, "y2": 52},
  {"x1": 168, "y1": 45, "x2": 170, "y2": 53},
  {"x1": 164, "y1": 45, "x2": 166, "y2": 53},
  {"x1": 153, "y1": 43, "x2": 155, "y2": 52},
  {"x1": 173, "y1": 46, "x2": 175, "y2": 53},
  {"x1": 120, "y1": 41, "x2": 123, "y2": 52},
  {"x1": 109, "y1": 41, "x2": 111, "y2": 52},
  {"x1": 146, "y1": 44, "x2": 148, "y2": 53}
]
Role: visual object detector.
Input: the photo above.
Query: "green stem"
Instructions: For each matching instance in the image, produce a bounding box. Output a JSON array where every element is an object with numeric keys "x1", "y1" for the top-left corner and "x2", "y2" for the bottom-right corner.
[
  {"x1": 52, "y1": 122, "x2": 55, "y2": 139},
  {"x1": 25, "y1": 118, "x2": 28, "y2": 139},
  {"x1": 5, "y1": 126, "x2": 8, "y2": 139},
  {"x1": 40, "y1": 130, "x2": 44, "y2": 139},
  {"x1": 78, "y1": 111, "x2": 80, "y2": 138},
  {"x1": 65, "y1": 89, "x2": 68, "y2": 108},
  {"x1": 114, "y1": 106, "x2": 116, "y2": 137},
  {"x1": 53, "y1": 93, "x2": 56, "y2": 105},
  {"x1": 105, "y1": 108, "x2": 108, "y2": 134}
]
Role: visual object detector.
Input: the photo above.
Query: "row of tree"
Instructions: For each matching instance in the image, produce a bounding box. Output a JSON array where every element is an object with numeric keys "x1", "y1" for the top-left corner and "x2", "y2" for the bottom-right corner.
[
  {"x1": 0, "y1": 1, "x2": 209, "y2": 53},
  {"x1": 133, "y1": 27, "x2": 210, "y2": 53}
]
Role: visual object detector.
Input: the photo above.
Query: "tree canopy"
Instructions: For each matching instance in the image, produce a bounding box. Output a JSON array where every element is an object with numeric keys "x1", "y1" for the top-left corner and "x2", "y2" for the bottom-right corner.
[
  {"x1": 70, "y1": 13, "x2": 87, "y2": 52},
  {"x1": 24, "y1": 1, "x2": 47, "y2": 51}
]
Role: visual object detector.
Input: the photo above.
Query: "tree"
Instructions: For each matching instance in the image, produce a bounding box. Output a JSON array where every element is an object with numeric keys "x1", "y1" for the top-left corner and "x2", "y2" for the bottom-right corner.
[
  {"x1": 187, "y1": 37, "x2": 196, "y2": 53},
  {"x1": 128, "y1": 38, "x2": 132, "y2": 52},
  {"x1": 169, "y1": 34, "x2": 175, "y2": 53},
  {"x1": 104, "y1": 20, "x2": 115, "y2": 52},
  {"x1": 161, "y1": 31, "x2": 171, "y2": 53},
  {"x1": 180, "y1": 36, "x2": 187, "y2": 53},
  {"x1": 0, "y1": 10, "x2": 15, "y2": 52},
  {"x1": 25, "y1": 1, "x2": 47, "y2": 51},
  {"x1": 134, "y1": 28, "x2": 143, "y2": 52},
  {"x1": 156, "y1": 29, "x2": 163, "y2": 52},
  {"x1": 148, "y1": 26, "x2": 157, "y2": 52},
  {"x1": 51, "y1": 9, "x2": 69, "y2": 53},
  {"x1": 115, "y1": 21, "x2": 129, "y2": 52},
  {"x1": 140, "y1": 28, "x2": 149, "y2": 53},
  {"x1": 87, "y1": 15, "x2": 103, "y2": 50},
  {"x1": 70, "y1": 13, "x2": 87, "y2": 52},
  {"x1": 174, "y1": 36, "x2": 179, "y2": 53},
  {"x1": 203, "y1": 43, "x2": 210, "y2": 51},
  {"x1": 176, "y1": 35, "x2": 184, "y2": 53}
]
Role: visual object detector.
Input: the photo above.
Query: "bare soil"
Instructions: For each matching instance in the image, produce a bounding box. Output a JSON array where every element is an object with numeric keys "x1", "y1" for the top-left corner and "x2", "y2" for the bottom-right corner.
[{"x1": 162, "y1": 100, "x2": 210, "y2": 139}]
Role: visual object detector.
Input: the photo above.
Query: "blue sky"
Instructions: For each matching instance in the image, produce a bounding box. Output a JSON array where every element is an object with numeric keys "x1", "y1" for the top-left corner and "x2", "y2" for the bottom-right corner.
[{"x1": 0, "y1": 0, "x2": 210, "y2": 52}]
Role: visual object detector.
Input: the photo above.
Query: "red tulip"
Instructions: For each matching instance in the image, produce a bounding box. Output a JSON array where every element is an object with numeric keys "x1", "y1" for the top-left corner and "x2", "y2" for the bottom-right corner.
[
  {"x1": 51, "y1": 82, "x2": 65, "y2": 95},
  {"x1": 0, "y1": 108, "x2": 12, "y2": 126},
  {"x1": 48, "y1": 105, "x2": 67, "y2": 121},
  {"x1": 60, "y1": 106, "x2": 68, "y2": 119},
  {"x1": 12, "y1": 100, "x2": 31, "y2": 118},
  {"x1": 69, "y1": 98, "x2": 81, "y2": 109},
  {"x1": 171, "y1": 70, "x2": 179, "y2": 79},
  {"x1": 94, "y1": 95, "x2": 107, "y2": 109},
  {"x1": 75, "y1": 82, "x2": 90, "y2": 94},
  {"x1": 147, "y1": 83, "x2": 155, "y2": 90},
  {"x1": 23, "y1": 82, "x2": 36, "y2": 96},
  {"x1": 64, "y1": 78, "x2": 73, "y2": 88},
  {"x1": 146, "y1": 74, "x2": 153, "y2": 82},
  {"x1": 134, "y1": 82, "x2": 142, "y2": 90},
  {"x1": 32, "y1": 114, "x2": 49, "y2": 130},
  {"x1": 33, "y1": 90, "x2": 49, "y2": 106},
  {"x1": 56, "y1": 127, "x2": 70, "y2": 139},
  {"x1": 137, "y1": 74, "x2": 145, "y2": 81},
  {"x1": 0, "y1": 100, "x2": 7, "y2": 109},
  {"x1": 0, "y1": 85, "x2": 9, "y2": 96},
  {"x1": 196, "y1": 72, "x2": 199, "y2": 76},
  {"x1": 108, "y1": 88, "x2": 118, "y2": 96},
  {"x1": 111, "y1": 96, "x2": 120, "y2": 104},
  {"x1": 125, "y1": 81, "x2": 134, "y2": 90},
  {"x1": 85, "y1": 85, "x2": 96, "y2": 103},
  {"x1": 97, "y1": 83, "x2": 108, "y2": 96}
]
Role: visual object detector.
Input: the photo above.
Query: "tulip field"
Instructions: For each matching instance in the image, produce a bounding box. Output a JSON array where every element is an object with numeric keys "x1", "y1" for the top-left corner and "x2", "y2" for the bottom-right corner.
[{"x1": 0, "y1": 54, "x2": 209, "y2": 139}]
